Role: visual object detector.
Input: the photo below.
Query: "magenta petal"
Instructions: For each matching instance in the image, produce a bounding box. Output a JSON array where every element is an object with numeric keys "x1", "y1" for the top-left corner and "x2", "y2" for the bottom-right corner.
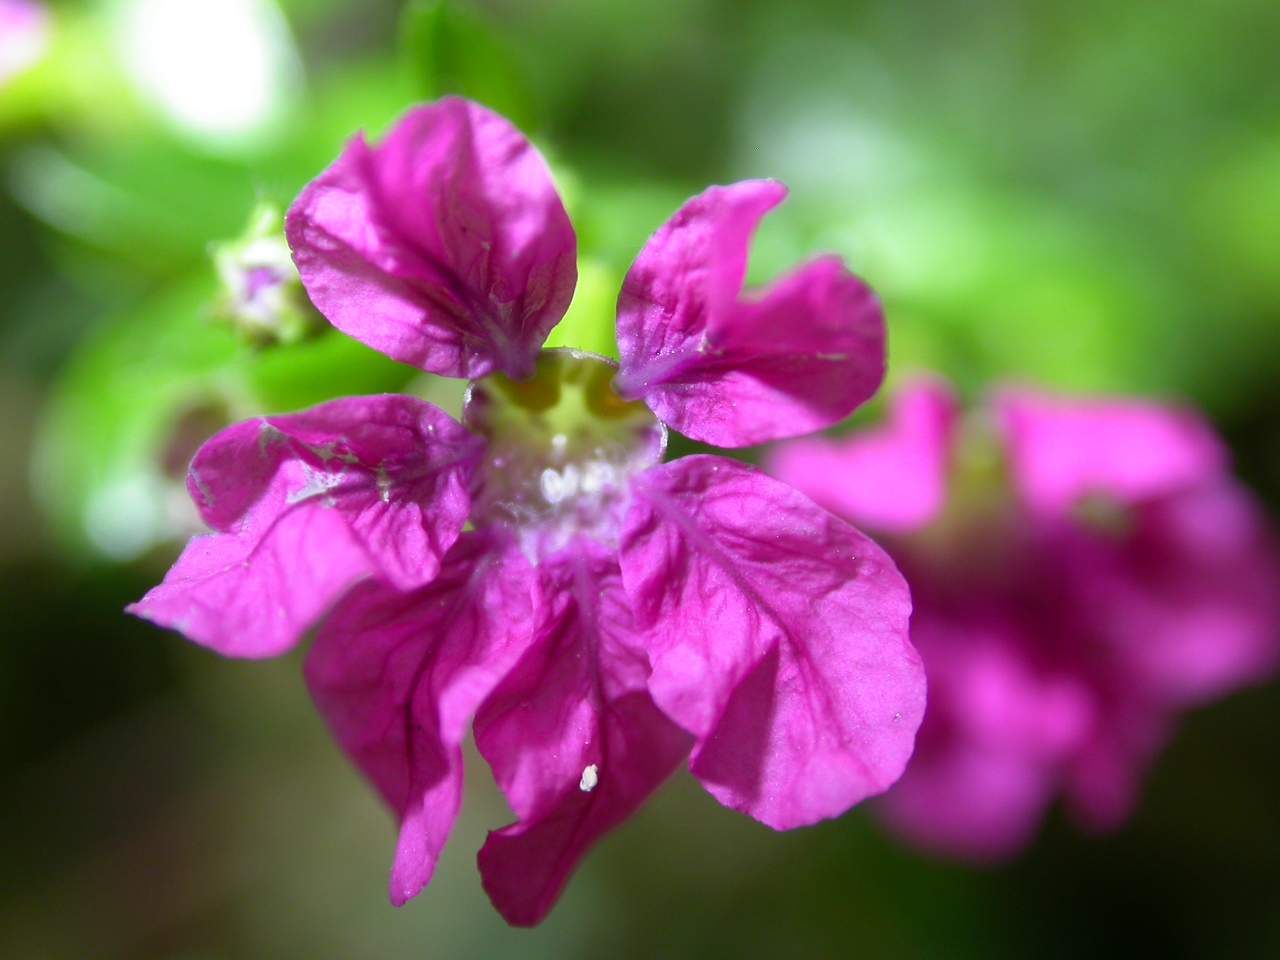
[
  {"x1": 129, "y1": 395, "x2": 479, "y2": 656},
  {"x1": 877, "y1": 610, "x2": 1093, "y2": 859},
  {"x1": 305, "y1": 534, "x2": 535, "y2": 905},
  {"x1": 615, "y1": 180, "x2": 885, "y2": 447},
  {"x1": 474, "y1": 550, "x2": 691, "y2": 926},
  {"x1": 127, "y1": 505, "x2": 371, "y2": 659},
  {"x1": 768, "y1": 378, "x2": 956, "y2": 532},
  {"x1": 1061, "y1": 482, "x2": 1280, "y2": 705},
  {"x1": 879, "y1": 748, "x2": 1056, "y2": 861},
  {"x1": 618, "y1": 455, "x2": 924, "y2": 829},
  {"x1": 997, "y1": 387, "x2": 1226, "y2": 514},
  {"x1": 998, "y1": 387, "x2": 1280, "y2": 704},
  {"x1": 192, "y1": 395, "x2": 478, "y2": 591},
  {"x1": 1123, "y1": 484, "x2": 1280, "y2": 702},
  {"x1": 1063, "y1": 701, "x2": 1170, "y2": 834},
  {"x1": 287, "y1": 98, "x2": 577, "y2": 380}
]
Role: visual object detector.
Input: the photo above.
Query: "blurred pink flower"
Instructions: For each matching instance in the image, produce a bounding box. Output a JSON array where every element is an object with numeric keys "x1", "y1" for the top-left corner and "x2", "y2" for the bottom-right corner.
[
  {"x1": 129, "y1": 99, "x2": 924, "y2": 924},
  {"x1": 770, "y1": 378, "x2": 1280, "y2": 860},
  {"x1": 0, "y1": 0, "x2": 48, "y2": 86}
]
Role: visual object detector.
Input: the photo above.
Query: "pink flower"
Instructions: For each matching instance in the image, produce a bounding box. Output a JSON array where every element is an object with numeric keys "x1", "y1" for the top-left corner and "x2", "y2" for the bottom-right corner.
[
  {"x1": 770, "y1": 379, "x2": 1280, "y2": 860},
  {"x1": 129, "y1": 99, "x2": 925, "y2": 924}
]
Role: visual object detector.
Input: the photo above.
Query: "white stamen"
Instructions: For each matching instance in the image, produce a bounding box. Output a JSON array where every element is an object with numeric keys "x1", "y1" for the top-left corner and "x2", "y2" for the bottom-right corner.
[
  {"x1": 540, "y1": 467, "x2": 565, "y2": 504},
  {"x1": 581, "y1": 461, "x2": 615, "y2": 495},
  {"x1": 561, "y1": 463, "x2": 581, "y2": 498},
  {"x1": 579, "y1": 764, "x2": 599, "y2": 793}
]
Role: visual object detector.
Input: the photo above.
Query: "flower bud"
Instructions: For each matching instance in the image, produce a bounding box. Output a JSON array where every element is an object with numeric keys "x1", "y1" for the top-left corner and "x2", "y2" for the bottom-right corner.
[{"x1": 212, "y1": 201, "x2": 323, "y2": 346}]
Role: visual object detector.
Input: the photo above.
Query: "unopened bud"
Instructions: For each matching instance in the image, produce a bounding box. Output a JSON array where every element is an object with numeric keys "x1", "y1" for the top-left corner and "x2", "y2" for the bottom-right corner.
[{"x1": 212, "y1": 201, "x2": 323, "y2": 346}]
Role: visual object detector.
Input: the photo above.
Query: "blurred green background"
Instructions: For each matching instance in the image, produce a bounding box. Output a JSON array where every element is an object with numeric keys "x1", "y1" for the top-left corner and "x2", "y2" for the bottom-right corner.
[{"x1": 2, "y1": 0, "x2": 1278, "y2": 956}]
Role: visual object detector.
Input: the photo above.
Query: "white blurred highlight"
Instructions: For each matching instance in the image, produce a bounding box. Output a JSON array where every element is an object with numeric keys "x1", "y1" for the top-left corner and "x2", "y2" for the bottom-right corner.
[
  {"x1": 113, "y1": 0, "x2": 301, "y2": 148},
  {"x1": 0, "y1": 0, "x2": 49, "y2": 86}
]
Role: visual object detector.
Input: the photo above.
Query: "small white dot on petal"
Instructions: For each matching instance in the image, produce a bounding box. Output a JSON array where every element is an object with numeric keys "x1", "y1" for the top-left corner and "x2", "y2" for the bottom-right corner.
[{"x1": 579, "y1": 764, "x2": 599, "y2": 793}]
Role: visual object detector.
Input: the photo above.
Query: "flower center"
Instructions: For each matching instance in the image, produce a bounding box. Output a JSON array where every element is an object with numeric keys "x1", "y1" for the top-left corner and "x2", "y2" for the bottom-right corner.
[{"x1": 463, "y1": 348, "x2": 666, "y2": 559}]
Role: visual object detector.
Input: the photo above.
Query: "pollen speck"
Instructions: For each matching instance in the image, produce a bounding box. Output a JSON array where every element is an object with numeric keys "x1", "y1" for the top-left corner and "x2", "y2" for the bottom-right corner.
[{"x1": 579, "y1": 764, "x2": 599, "y2": 793}]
